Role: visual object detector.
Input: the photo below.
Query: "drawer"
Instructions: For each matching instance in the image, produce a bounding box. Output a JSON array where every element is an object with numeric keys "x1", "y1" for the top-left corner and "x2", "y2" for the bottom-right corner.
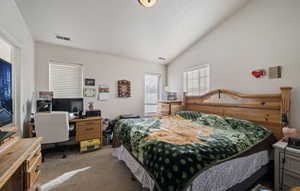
[
  {"x1": 283, "y1": 170, "x2": 300, "y2": 188},
  {"x1": 77, "y1": 120, "x2": 100, "y2": 127},
  {"x1": 76, "y1": 131, "x2": 101, "y2": 141},
  {"x1": 158, "y1": 104, "x2": 170, "y2": 115},
  {"x1": 77, "y1": 124, "x2": 100, "y2": 134},
  {"x1": 170, "y1": 104, "x2": 182, "y2": 114},
  {"x1": 26, "y1": 153, "x2": 42, "y2": 189},
  {"x1": 26, "y1": 145, "x2": 41, "y2": 170},
  {"x1": 280, "y1": 152, "x2": 300, "y2": 174}
]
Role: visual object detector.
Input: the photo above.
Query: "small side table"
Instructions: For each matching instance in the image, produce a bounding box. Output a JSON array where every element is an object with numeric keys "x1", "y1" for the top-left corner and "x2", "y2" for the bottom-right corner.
[
  {"x1": 158, "y1": 100, "x2": 182, "y2": 116},
  {"x1": 273, "y1": 141, "x2": 300, "y2": 191}
]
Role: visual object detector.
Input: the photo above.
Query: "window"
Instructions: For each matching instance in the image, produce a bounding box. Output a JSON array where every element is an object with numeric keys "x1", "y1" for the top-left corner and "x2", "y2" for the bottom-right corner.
[
  {"x1": 144, "y1": 73, "x2": 160, "y2": 114},
  {"x1": 49, "y1": 61, "x2": 83, "y2": 98},
  {"x1": 0, "y1": 38, "x2": 12, "y2": 63},
  {"x1": 183, "y1": 65, "x2": 209, "y2": 96}
]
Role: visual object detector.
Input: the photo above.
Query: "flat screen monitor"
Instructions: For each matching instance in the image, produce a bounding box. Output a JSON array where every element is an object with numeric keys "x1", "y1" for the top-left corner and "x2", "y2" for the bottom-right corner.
[
  {"x1": 52, "y1": 98, "x2": 83, "y2": 113},
  {"x1": 0, "y1": 58, "x2": 12, "y2": 127}
]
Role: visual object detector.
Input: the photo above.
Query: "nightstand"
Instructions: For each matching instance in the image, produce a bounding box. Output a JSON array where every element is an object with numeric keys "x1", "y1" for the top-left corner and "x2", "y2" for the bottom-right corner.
[
  {"x1": 158, "y1": 100, "x2": 182, "y2": 116},
  {"x1": 273, "y1": 141, "x2": 300, "y2": 191}
]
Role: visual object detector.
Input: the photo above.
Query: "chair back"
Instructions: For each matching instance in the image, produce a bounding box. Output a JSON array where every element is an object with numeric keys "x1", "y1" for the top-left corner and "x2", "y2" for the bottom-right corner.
[{"x1": 35, "y1": 112, "x2": 69, "y2": 144}]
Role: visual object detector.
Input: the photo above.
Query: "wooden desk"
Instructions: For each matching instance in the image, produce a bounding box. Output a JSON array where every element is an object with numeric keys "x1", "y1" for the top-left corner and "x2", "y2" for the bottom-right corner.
[
  {"x1": 27, "y1": 116, "x2": 102, "y2": 144},
  {"x1": 0, "y1": 137, "x2": 42, "y2": 191}
]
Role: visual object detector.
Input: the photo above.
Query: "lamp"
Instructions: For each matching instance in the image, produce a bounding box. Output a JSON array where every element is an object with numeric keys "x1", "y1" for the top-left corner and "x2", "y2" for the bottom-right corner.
[{"x1": 282, "y1": 113, "x2": 297, "y2": 140}]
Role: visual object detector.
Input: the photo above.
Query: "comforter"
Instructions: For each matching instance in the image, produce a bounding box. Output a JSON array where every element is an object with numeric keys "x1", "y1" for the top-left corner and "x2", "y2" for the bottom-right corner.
[{"x1": 115, "y1": 111, "x2": 272, "y2": 191}]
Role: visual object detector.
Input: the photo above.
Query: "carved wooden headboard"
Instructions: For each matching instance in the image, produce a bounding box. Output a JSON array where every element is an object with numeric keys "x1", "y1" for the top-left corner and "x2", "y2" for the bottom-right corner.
[{"x1": 183, "y1": 87, "x2": 292, "y2": 140}]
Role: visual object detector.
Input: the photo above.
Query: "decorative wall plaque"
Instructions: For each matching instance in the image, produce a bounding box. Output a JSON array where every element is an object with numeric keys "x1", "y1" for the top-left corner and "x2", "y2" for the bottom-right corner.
[{"x1": 118, "y1": 80, "x2": 131, "y2": 98}]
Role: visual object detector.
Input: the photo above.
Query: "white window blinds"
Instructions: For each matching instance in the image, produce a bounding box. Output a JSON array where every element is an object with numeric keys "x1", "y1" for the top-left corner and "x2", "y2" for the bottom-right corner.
[
  {"x1": 183, "y1": 65, "x2": 209, "y2": 96},
  {"x1": 49, "y1": 62, "x2": 83, "y2": 98}
]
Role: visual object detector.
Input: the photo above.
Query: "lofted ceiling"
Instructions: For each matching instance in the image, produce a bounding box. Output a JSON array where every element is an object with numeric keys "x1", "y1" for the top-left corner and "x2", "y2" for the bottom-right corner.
[{"x1": 16, "y1": 0, "x2": 249, "y2": 64}]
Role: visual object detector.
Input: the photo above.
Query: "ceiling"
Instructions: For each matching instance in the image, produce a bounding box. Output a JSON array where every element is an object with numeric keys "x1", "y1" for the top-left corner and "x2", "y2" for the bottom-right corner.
[{"x1": 16, "y1": 0, "x2": 249, "y2": 64}]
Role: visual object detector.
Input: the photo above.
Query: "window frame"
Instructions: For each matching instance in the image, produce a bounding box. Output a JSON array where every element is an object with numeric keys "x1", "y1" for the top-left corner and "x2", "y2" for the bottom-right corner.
[
  {"x1": 144, "y1": 72, "x2": 161, "y2": 115},
  {"x1": 49, "y1": 61, "x2": 83, "y2": 98},
  {"x1": 183, "y1": 64, "x2": 210, "y2": 96}
]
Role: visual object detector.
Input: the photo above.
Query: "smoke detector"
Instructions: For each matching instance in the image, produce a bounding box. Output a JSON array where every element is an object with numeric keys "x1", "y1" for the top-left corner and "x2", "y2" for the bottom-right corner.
[{"x1": 56, "y1": 35, "x2": 71, "y2": 41}]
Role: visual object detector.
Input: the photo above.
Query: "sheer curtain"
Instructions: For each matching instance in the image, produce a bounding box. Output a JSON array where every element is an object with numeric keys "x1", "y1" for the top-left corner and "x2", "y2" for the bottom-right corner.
[{"x1": 144, "y1": 73, "x2": 160, "y2": 115}]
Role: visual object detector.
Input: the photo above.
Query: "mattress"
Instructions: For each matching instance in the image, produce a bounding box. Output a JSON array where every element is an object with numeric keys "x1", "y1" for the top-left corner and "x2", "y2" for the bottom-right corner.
[{"x1": 113, "y1": 146, "x2": 270, "y2": 191}]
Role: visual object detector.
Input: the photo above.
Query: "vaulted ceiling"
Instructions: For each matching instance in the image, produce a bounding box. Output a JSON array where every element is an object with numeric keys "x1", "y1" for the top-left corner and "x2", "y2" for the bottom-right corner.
[{"x1": 16, "y1": 0, "x2": 249, "y2": 64}]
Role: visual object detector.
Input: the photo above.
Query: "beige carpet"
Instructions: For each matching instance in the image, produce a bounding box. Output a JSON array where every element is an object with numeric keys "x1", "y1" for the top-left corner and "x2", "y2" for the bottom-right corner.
[
  {"x1": 39, "y1": 146, "x2": 271, "y2": 191},
  {"x1": 38, "y1": 146, "x2": 142, "y2": 191}
]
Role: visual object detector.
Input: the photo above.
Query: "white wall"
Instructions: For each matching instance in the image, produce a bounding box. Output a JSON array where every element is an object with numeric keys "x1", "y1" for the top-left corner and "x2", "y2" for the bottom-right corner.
[
  {"x1": 35, "y1": 42, "x2": 165, "y2": 119},
  {"x1": 168, "y1": 0, "x2": 300, "y2": 129},
  {"x1": 0, "y1": 0, "x2": 35, "y2": 136}
]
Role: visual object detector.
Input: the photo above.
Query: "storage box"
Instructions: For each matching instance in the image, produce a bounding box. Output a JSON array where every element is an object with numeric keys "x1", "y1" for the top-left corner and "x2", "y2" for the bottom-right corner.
[{"x1": 80, "y1": 139, "x2": 101, "y2": 152}]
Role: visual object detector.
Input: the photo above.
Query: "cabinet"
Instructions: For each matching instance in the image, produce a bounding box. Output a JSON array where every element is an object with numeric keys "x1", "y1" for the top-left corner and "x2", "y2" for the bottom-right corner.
[
  {"x1": 0, "y1": 137, "x2": 42, "y2": 191},
  {"x1": 72, "y1": 117, "x2": 102, "y2": 143}
]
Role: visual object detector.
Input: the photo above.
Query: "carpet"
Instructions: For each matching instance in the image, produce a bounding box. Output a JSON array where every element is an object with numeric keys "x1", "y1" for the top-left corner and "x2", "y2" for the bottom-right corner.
[
  {"x1": 38, "y1": 146, "x2": 273, "y2": 191},
  {"x1": 38, "y1": 146, "x2": 142, "y2": 191}
]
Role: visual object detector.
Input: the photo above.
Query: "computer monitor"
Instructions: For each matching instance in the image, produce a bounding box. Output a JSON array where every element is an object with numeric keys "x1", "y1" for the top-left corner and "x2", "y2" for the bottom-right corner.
[
  {"x1": 52, "y1": 98, "x2": 84, "y2": 113},
  {"x1": 0, "y1": 58, "x2": 12, "y2": 128}
]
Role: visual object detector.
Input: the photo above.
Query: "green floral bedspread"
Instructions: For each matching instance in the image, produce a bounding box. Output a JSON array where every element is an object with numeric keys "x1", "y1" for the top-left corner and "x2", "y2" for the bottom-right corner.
[{"x1": 115, "y1": 111, "x2": 272, "y2": 191}]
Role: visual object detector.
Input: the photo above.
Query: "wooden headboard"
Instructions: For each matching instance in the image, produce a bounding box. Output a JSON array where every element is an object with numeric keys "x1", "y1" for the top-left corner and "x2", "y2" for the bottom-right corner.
[{"x1": 183, "y1": 87, "x2": 292, "y2": 140}]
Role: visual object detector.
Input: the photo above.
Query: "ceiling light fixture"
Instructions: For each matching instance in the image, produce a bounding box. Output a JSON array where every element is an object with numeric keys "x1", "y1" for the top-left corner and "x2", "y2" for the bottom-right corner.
[{"x1": 138, "y1": 0, "x2": 158, "y2": 8}]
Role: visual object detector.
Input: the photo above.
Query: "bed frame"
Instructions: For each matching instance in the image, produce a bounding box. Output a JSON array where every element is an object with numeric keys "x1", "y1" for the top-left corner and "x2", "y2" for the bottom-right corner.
[{"x1": 183, "y1": 87, "x2": 292, "y2": 140}]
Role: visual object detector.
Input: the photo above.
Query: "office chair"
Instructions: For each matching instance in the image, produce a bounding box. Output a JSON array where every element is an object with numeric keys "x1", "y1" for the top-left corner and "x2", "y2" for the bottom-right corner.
[{"x1": 35, "y1": 112, "x2": 70, "y2": 159}]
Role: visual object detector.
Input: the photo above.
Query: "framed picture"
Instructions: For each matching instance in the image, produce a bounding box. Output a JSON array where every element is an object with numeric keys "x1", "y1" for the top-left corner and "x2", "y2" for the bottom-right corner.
[
  {"x1": 83, "y1": 87, "x2": 96, "y2": 97},
  {"x1": 118, "y1": 80, "x2": 131, "y2": 97},
  {"x1": 98, "y1": 84, "x2": 110, "y2": 101},
  {"x1": 85, "y1": 78, "x2": 95, "y2": 86}
]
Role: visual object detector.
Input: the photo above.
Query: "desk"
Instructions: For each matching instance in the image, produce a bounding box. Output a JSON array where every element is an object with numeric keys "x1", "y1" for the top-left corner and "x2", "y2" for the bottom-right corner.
[
  {"x1": 27, "y1": 116, "x2": 102, "y2": 145},
  {"x1": 0, "y1": 137, "x2": 42, "y2": 191}
]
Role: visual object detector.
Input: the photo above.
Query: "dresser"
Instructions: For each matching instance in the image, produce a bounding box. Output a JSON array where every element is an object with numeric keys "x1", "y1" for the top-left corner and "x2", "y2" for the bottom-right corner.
[
  {"x1": 273, "y1": 141, "x2": 300, "y2": 191},
  {"x1": 158, "y1": 100, "x2": 182, "y2": 116},
  {"x1": 0, "y1": 137, "x2": 42, "y2": 191}
]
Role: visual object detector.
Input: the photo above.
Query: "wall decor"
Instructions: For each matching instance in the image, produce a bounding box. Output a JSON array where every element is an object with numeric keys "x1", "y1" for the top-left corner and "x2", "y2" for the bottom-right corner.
[
  {"x1": 83, "y1": 87, "x2": 96, "y2": 97},
  {"x1": 251, "y1": 69, "x2": 266, "y2": 78},
  {"x1": 85, "y1": 78, "x2": 95, "y2": 86},
  {"x1": 269, "y1": 66, "x2": 282, "y2": 79},
  {"x1": 98, "y1": 84, "x2": 110, "y2": 101},
  {"x1": 118, "y1": 80, "x2": 131, "y2": 97}
]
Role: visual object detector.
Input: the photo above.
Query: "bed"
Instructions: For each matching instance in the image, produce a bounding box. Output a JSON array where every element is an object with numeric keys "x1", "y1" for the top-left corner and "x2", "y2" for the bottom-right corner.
[{"x1": 113, "y1": 87, "x2": 292, "y2": 191}]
